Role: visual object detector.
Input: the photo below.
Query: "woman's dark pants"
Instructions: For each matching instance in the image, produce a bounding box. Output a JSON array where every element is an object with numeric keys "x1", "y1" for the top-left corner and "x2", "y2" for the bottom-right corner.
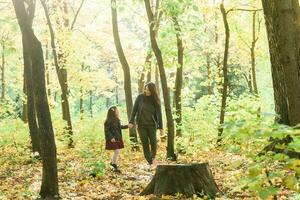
[{"x1": 138, "y1": 126, "x2": 157, "y2": 165}]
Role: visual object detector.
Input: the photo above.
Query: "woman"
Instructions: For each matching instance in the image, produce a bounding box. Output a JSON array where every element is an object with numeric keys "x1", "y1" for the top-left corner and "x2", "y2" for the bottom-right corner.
[{"x1": 128, "y1": 82, "x2": 163, "y2": 167}]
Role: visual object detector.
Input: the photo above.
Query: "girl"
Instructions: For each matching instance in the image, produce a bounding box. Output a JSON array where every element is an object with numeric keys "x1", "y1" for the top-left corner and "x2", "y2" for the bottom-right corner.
[
  {"x1": 128, "y1": 82, "x2": 163, "y2": 168},
  {"x1": 104, "y1": 106, "x2": 128, "y2": 172}
]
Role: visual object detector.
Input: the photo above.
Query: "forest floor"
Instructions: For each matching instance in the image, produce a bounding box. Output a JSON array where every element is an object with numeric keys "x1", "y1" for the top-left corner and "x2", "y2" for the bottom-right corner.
[{"x1": 0, "y1": 127, "x2": 297, "y2": 200}]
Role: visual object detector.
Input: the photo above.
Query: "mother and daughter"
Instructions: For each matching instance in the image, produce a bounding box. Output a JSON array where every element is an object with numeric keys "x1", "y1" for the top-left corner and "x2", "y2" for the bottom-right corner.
[{"x1": 104, "y1": 82, "x2": 163, "y2": 172}]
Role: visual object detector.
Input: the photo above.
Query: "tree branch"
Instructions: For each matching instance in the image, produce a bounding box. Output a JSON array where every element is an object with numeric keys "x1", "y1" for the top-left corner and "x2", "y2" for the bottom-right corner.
[
  {"x1": 70, "y1": 0, "x2": 85, "y2": 30},
  {"x1": 227, "y1": 8, "x2": 262, "y2": 14}
]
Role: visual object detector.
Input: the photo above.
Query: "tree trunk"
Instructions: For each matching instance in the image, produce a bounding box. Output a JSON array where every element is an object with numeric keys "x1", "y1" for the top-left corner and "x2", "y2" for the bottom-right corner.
[
  {"x1": 89, "y1": 90, "x2": 93, "y2": 118},
  {"x1": 262, "y1": 0, "x2": 300, "y2": 126},
  {"x1": 111, "y1": 0, "x2": 138, "y2": 145},
  {"x1": 138, "y1": 71, "x2": 145, "y2": 94},
  {"x1": 1, "y1": 42, "x2": 4, "y2": 101},
  {"x1": 155, "y1": 65, "x2": 160, "y2": 97},
  {"x1": 214, "y1": 0, "x2": 222, "y2": 94},
  {"x1": 144, "y1": 0, "x2": 176, "y2": 160},
  {"x1": 106, "y1": 97, "x2": 110, "y2": 108},
  {"x1": 62, "y1": 0, "x2": 70, "y2": 27},
  {"x1": 141, "y1": 163, "x2": 221, "y2": 198},
  {"x1": 172, "y1": 16, "x2": 183, "y2": 137},
  {"x1": 22, "y1": 36, "x2": 41, "y2": 154},
  {"x1": 146, "y1": 66, "x2": 151, "y2": 83},
  {"x1": 58, "y1": 1, "x2": 74, "y2": 147},
  {"x1": 248, "y1": 69, "x2": 253, "y2": 93},
  {"x1": 115, "y1": 85, "x2": 119, "y2": 104},
  {"x1": 138, "y1": 52, "x2": 152, "y2": 94},
  {"x1": 217, "y1": 1, "x2": 230, "y2": 144},
  {"x1": 80, "y1": 87, "x2": 84, "y2": 118},
  {"x1": 45, "y1": 42, "x2": 51, "y2": 97},
  {"x1": 251, "y1": 11, "x2": 258, "y2": 94},
  {"x1": 145, "y1": 52, "x2": 152, "y2": 84},
  {"x1": 206, "y1": 54, "x2": 214, "y2": 95},
  {"x1": 41, "y1": 0, "x2": 74, "y2": 147},
  {"x1": 12, "y1": 1, "x2": 59, "y2": 198},
  {"x1": 243, "y1": 70, "x2": 253, "y2": 93},
  {"x1": 79, "y1": 64, "x2": 84, "y2": 119},
  {"x1": 22, "y1": 72, "x2": 28, "y2": 123},
  {"x1": 19, "y1": 0, "x2": 40, "y2": 153},
  {"x1": 202, "y1": 9, "x2": 213, "y2": 96}
]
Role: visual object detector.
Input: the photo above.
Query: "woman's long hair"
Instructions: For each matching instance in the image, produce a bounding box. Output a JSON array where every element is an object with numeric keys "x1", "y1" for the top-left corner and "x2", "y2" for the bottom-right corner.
[
  {"x1": 105, "y1": 106, "x2": 119, "y2": 126},
  {"x1": 144, "y1": 82, "x2": 161, "y2": 108}
]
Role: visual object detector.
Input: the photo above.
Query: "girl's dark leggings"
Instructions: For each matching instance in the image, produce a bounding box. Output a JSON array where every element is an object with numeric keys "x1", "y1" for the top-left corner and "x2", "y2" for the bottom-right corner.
[{"x1": 138, "y1": 126, "x2": 157, "y2": 165}]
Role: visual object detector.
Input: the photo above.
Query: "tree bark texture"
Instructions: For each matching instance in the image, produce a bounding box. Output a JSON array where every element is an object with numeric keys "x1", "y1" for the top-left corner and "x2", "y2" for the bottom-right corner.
[
  {"x1": 144, "y1": 0, "x2": 176, "y2": 160},
  {"x1": 12, "y1": 0, "x2": 59, "y2": 198},
  {"x1": 111, "y1": 0, "x2": 138, "y2": 145},
  {"x1": 262, "y1": 0, "x2": 300, "y2": 126}
]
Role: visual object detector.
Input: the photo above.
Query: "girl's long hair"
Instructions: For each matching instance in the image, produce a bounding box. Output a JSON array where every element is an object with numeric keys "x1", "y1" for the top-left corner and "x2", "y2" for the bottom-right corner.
[
  {"x1": 105, "y1": 106, "x2": 119, "y2": 126},
  {"x1": 144, "y1": 82, "x2": 161, "y2": 108}
]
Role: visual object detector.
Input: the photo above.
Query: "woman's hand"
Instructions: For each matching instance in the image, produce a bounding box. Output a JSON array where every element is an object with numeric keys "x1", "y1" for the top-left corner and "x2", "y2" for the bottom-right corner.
[
  {"x1": 128, "y1": 123, "x2": 134, "y2": 129},
  {"x1": 111, "y1": 138, "x2": 116, "y2": 142}
]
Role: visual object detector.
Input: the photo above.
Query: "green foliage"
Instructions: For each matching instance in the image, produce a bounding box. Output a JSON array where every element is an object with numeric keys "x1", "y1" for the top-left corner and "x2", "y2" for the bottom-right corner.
[{"x1": 86, "y1": 161, "x2": 107, "y2": 178}]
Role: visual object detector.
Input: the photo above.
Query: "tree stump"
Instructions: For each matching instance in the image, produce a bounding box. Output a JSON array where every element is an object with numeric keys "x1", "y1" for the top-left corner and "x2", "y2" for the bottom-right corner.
[{"x1": 140, "y1": 163, "x2": 221, "y2": 198}]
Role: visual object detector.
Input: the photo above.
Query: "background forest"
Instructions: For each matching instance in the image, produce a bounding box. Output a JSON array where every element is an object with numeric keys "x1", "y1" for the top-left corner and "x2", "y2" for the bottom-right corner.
[{"x1": 0, "y1": 0, "x2": 300, "y2": 199}]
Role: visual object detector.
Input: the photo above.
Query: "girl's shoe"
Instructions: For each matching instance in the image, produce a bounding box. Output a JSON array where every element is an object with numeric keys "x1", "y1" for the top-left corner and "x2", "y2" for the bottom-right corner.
[{"x1": 110, "y1": 162, "x2": 121, "y2": 173}]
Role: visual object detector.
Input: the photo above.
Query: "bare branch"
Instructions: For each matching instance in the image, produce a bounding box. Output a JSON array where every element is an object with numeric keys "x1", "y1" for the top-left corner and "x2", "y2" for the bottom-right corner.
[
  {"x1": 234, "y1": 24, "x2": 251, "y2": 49},
  {"x1": 255, "y1": 14, "x2": 263, "y2": 42},
  {"x1": 227, "y1": 8, "x2": 262, "y2": 14},
  {"x1": 70, "y1": 0, "x2": 85, "y2": 30}
]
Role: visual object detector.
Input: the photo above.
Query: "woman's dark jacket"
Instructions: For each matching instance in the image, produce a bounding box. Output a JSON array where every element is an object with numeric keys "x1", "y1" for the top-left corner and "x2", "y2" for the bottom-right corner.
[
  {"x1": 104, "y1": 121, "x2": 128, "y2": 141},
  {"x1": 129, "y1": 94, "x2": 163, "y2": 129}
]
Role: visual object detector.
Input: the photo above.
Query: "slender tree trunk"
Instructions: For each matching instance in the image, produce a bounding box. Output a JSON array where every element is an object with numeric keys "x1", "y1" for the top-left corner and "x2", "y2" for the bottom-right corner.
[
  {"x1": 111, "y1": 0, "x2": 138, "y2": 145},
  {"x1": 62, "y1": 0, "x2": 70, "y2": 27},
  {"x1": 251, "y1": 11, "x2": 258, "y2": 94},
  {"x1": 214, "y1": 0, "x2": 222, "y2": 94},
  {"x1": 243, "y1": 70, "x2": 253, "y2": 92},
  {"x1": 155, "y1": 66, "x2": 160, "y2": 97},
  {"x1": 217, "y1": 1, "x2": 230, "y2": 144},
  {"x1": 248, "y1": 69, "x2": 253, "y2": 93},
  {"x1": 45, "y1": 42, "x2": 51, "y2": 97},
  {"x1": 79, "y1": 64, "x2": 84, "y2": 119},
  {"x1": 41, "y1": 0, "x2": 73, "y2": 147},
  {"x1": 79, "y1": 87, "x2": 84, "y2": 118},
  {"x1": 138, "y1": 52, "x2": 152, "y2": 94},
  {"x1": 172, "y1": 16, "x2": 183, "y2": 137},
  {"x1": 1, "y1": 43, "x2": 4, "y2": 101},
  {"x1": 145, "y1": 52, "x2": 152, "y2": 83},
  {"x1": 203, "y1": 9, "x2": 213, "y2": 96},
  {"x1": 115, "y1": 85, "x2": 119, "y2": 104},
  {"x1": 12, "y1": 1, "x2": 59, "y2": 198},
  {"x1": 262, "y1": 0, "x2": 300, "y2": 126},
  {"x1": 22, "y1": 72, "x2": 28, "y2": 123},
  {"x1": 89, "y1": 90, "x2": 93, "y2": 118},
  {"x1": 146, "y1": 66, "x2": 151, "y2": 83},
  {"x1": 155, "y1": 65, "x2": 160, "y2": 97},
  {"x1": 138, "y1": 71, "x2": 145, "y2": 94},
  {"x1": 144, "y1": 0, "x2": 176, "y2": 160},
  {"x1": 145, "y1": 0, "x2": 162, "y2": 85},
  {"x1": 206, "y1": 53, "x2": 214, "y2": 95},
  {"x1": 59, "y1": 1, "x2": 74, "y2": 146},
  {"x1": 106, "y1": 98, "x2": 110, "y2": 108}
]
